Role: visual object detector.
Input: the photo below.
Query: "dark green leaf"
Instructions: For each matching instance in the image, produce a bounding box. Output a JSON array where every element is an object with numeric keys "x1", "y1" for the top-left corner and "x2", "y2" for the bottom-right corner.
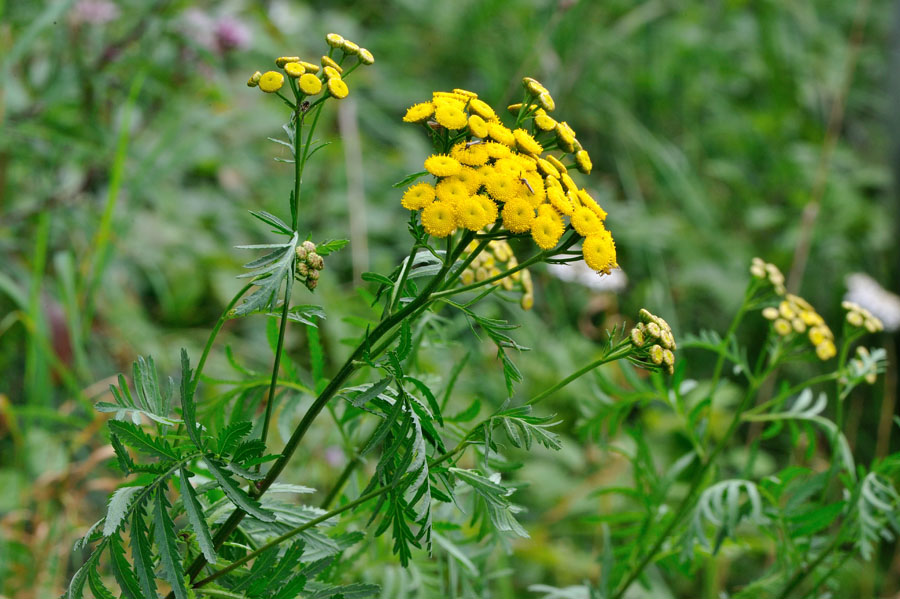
[
  {"x1": 315, "y1": 239, "x2": 349, "y2": 256},
  {"x1": 180, "y1": 467, "x2": 216, "y2": 563},
  {"x1": 204, "y1": 456, "x2": 275, "y2": 522},
  {"x1": 217, "y1": 421, "x2": 253, "y2": 456},
  {"x1": 108, "y1": 421, "x2": 179, "y2": 461},
  {"x1": 180, "y1": 348, "x2": 203, "y2": 449},
  {"x1": 153, "y1": 486, "x2": 190, "y2": 599},
  {"x1": 396, "y1": 319, "x2": 412, "y2": 361},
  {"x1": 109, "y1": 534, "x2": 144, "y2": 599},
  {"x1": 87, "y1": 566, "x2": 116, "y2": 599},
  {"x1": 392, "y1": 170, "x2": 429, "y2": 188},
  {"x1": 348, "y1": 377, "x2": 393, "y2": 409},
  {"x1": 131, "y1": 507, "x2": 159, "y2": 599}
]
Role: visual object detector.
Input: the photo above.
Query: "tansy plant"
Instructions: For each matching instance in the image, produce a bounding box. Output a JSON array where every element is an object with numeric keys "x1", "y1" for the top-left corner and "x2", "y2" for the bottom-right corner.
[{"x1": 64, "y1": 33, "x2": 657, "y2": 599}]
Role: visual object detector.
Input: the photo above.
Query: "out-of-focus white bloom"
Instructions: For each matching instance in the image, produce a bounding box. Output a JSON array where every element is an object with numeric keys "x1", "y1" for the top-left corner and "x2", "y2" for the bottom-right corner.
[
  {"x1": 844, "y1": 273, "x2": 900, "y2": 332},
  {"x1": 547, "y1": 260, "x2": 627, "y2": 293}
]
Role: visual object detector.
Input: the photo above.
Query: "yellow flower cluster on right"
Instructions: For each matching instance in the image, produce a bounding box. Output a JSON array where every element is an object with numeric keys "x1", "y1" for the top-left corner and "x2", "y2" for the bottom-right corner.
[
  {"x1": 246, "y1": 33, "x2": 372, "y2": 100},
  {"x1": 842, "y1": 301, "x2": 884, "y2": 333},
  {"x1": 458, "y1": 240, "x2": 535, "y2": 310},
  {"x1": 754, "y1": 258, "x2": 836, "y2": 360},
  {"x1": 629, "y1": 308, "x2": 677, "y2": 374},
  {"x1": 399, "y1": 78, "x2": 617, "y2": 275}
]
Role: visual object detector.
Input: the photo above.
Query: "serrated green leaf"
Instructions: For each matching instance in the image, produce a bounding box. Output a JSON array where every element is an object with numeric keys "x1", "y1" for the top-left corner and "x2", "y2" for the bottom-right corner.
[
  {"x1": 180, "y1": 349, "x2": 203, "y2": 449},
  {"x1": 131, "y1": 507, "x2": 159, "y2": 599},
  {"x1": 232, "y1": 233, "x2": 298, "y2": 317},
  {"x1": 108, "y1": 420, "x2": 179, "y2": 461},
  {"x1": 405, "y1": 376, "x2": 443, "y2": 427},
  {"x1": 392, "y1": 170, "x2": 429, "y2": 188},
  {"x1": 217, "y1": 421, "x2": 253, "y2": 456},
  {"x1": 281, "y1": 304, "x2": 326, "y2": 326},
  {"x1": 233, "y1": 439, "x2": 267, "y2": 464},
  {"x1": 249, "y1": 210, "x2": 292, "y2": 235},
  {"x1": 180, "y1": 467, "x2": 217, "y2": 563},
  {"x1": 310, "y1": 583, "x2": 381, "y2": 598},
  {"x1": 316, "y1": 239, "x2": 349, "y2": 256},
  {"x1": 348, "y1": 377, "x2": 393, "y2": 409},
  {"x1": 66, "y1": 550, "x2": 100, "y2": 599},
  {"x1": 109, "y1": 533, "x2": 144, "y2": 599},
  {"x1": 102, "y1": 486, "x2": 143, "y2": 537},
  {"x1": 87, "y1": 566, "x2": 116, "y2": 599},
  {"x1": 153, "y1": 486, "x2": 190, "y2": 599},
  {"x1": 110, "y1": 433, "x2": 135, "y2": 474},
  {"x1": 396, "y1": 319, "x2": 412, "y2": 361},
  {"x1": 204, "y1": 456, "x2": 275, "y2": 522}
]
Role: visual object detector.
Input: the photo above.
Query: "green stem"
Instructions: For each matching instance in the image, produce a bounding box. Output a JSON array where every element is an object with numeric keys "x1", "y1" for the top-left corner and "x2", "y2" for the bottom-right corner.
[
  {"x1": 526, "y1": 342, "x2": 631, "y2": 406},
  {"x1": 319, "y1": 454, "x2": 362, "y2": 509},
  {"x1": 189, "y1": 283, "x2": 253, "y2": 399},
  {"x1": 259, "y1": 275, "x2": 293, "y2": 448}
]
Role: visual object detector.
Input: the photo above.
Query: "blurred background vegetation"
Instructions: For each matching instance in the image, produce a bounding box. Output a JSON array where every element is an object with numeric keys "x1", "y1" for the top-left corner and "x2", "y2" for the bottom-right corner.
[{"x1": 1, "y1": 0, "x2": 899, "y2": 597}]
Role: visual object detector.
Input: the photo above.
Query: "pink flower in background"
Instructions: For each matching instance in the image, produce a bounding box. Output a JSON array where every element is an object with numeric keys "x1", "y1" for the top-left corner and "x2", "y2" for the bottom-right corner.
[
  {"x1": 182, "y1": 9, "x2": 250, "y2": 55},
  {"x1": 70, "y1": 0, "x2": 120, "y2": 25}
]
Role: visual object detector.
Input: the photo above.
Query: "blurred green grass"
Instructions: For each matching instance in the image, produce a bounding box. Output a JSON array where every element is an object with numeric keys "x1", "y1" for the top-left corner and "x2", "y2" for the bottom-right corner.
[{"x1": 1, "y1": 0, "x2": 899, "y2": 596}]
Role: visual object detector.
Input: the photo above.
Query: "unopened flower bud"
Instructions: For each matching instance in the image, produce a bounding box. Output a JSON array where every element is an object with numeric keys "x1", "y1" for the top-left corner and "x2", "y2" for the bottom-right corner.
[
  {"x1": 307, "y1": 269, "x2": 319, "y2": 280},
  {"x1": 308, "y1": 253, "x2": 324, "y2": 270},
  {"x1": 358, "y1": 48, "x2": 375, "y2": 65},
  {"x1": 341, "y1": 39, "x2": 359, "y2": 55},
  {"x1": 247, "y1": 71, "x2": 262, "y2": 87},
  {"x1": 296, "y1": 246, "x2": 308, "y2": 261},
  {"x1": 662, "y1": 349, "x2": 675, "y2": 367},
  {"x1": 326, "y1": 33, "x2": 344, "y2": 48},
  {"x1": 306, "y1": 277, "x2": 318, "y2": 290},
  {"x1": 275, "y1": 56, "x2": 300, "y2": 68},
  {"x1": 301, "y1": 240, "x2": 317, "y2": 253},
  {"x1": 649, "y1": 344, "x2": 664, "y2": 365},
  {"x1": 297, "y1": 262, "x2": 309, "y2": 277},
  {"x1": 645, "y1": 322, "x2": 661, "y2": 338},
  {"x1": 630, "y1": 328, "x2": 644, "y2": 347},
  {"x1": 774, "y1": 318, "x2": 792, "y2": 336}
]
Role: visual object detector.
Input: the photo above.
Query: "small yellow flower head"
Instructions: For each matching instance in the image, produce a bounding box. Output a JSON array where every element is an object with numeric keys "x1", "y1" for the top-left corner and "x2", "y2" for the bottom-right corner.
[
  {"x1": 453, "y1": 88, "x2": 478, "y2": 99},
  {"x1": 520, "y1": 171, "x2": 546, "y2": 206},
  {"x1": 247, "y1": 71, "x2": 262, "y2": 87},
  {"x1": 649, "y1": 344, "x2": 664, "y2": 365},
  {"x1": 538, "y1": 203, "x2": 563, "y2": 225},
  {"x1": 507, "y1": 103, "x2": 524, "y2": 114},
  {"x1": 424, "y1": 154, "x2": 462, "y2": 177},
  {"x1": 321, "y1": 55, "x2": 343, "y2": 73},
  {"x1": 865, "y1": 317, "x2": 884, "y2": 333},
  {"x1": 299, "y1": 61, "x2": 320, "y2": 73},
  {"x1": 645, "y1": 322, "x2": 662, "y2": 338},
  {"x1": 452, "y1": 142, "x2": 489, "y2": 166},
  {"x1": 487, "y1": 122, "x2": 516, "y2": 147},
  {"x1": 808, "y1": 325, "x2": 829, "y2": 346},
  {"x1": 660, "y1": 328, "x2": 676, "y2": 350},
  {"x1": 341, "y1": 39, "x2": 360, "y2": 55},
  {"x1": 531, "y1": 216, "x2": 564, "y2": 250},
  {"x1": 762, "y1": 306, "x2": 779, "y2": 320},
  {"x1": 323, "y1": 65, "x2": 342, "y2": 80},
  {"x1": 435, "y1": 177, "x2": 470, "y2": 205},
  {"x1": 846, "y1": 310, "x2": 865, "y2": 327},
  {"x1": 791, "y1": 317, "x2": 806, "y2": 334},
  {"x1": 468, "y1": 114, "x2": 489, "y2": 138},
  {"x1": 403, "y1": 102, "x2": 435, "y2": 123},
  {"x1": 816, "y1": 340, "x2": 837, "y2": 361},
  {"x1": 275, "y1": 56, "x2": 301, "y2": 67},
  {"x1": 556, "y1": 126, "x2": 577, "y2": 152},
  {"x1": 298, "y1": 73, "x2": 323, "y2": 95},
  {"x1": 773, "y1": 318, "x2": 792, "y2": 336},
  {"x1": 284, "y1": 62, "x2": 305, "y2": 78},
  {"x1": 662, "y1": 349, "x2": 675, "y2": 367},
  {"x1": 453, "y1": 167, "x2": 483, "y2": 194},
  {"x1": 575, "y1": 150, "x2": 592, "y2": 174},
  {"x1": 534, "y1": 110, "x2": 557, "y2": 132},
  {"x1": 502, "y1": 198, "x2": 535, "y2": 233},
  {"x1": 523, "y1": 76, "x2": 548, "y2": 96},
  {"x1": 326, "y1": 32, "x2": 344, "y2": 48},
  {"x1": 536, "y1": 158, "x2": 560, "y2": 179},
  {"x1": 630, "y1": 327, "x2": 645, "y2": 347},
  {"x1": 547, "y1": 154, "x2": 567, "y2": 174},
  {"x1": 401, "y1": 183, "x2": 435, "y2": 210},
  {"x1": 538, "y1": 92, "x2": 555, "y2": 112},
  {"x1": 521, "y1": 293, "x2": 535, "y2": 310},
  {"x1": 578, "y1": 189, "x2": 607, "y2": 220},
  {"x1": 434, "y1": 103, "x2": 468, "y2": 129},
  {"x1": 560, "y1": 172, "x2": 578, "y2": 193},
  {"x1": 582, "y1": 230, "x2": 617, "y2": 274},
  {"x1": 327, "y1": 77, "x2": 349, "y2": 99},
  {"x1": 571, "y1": 206, "x2": 604, "y2": 236},
  {"x1": 778, "y1": 301, "x2": 795, "y2": 320},
  {"x1": 421, "y1": 201, "x2": 457, "y2": 237},
  {"x1": 456, "y1": 196, "x2": 488, "y2": 231},
  {"x1": 547, "y1": 186, "x2": 574, "y2": 215},
  {"x1": 468, "y1": 98, "x2": 497, "y2": 121},
  {"x1": 358, "y1": 48, "x2": 375, "y2": 65},
  {"x1": 475, "y1": 194, "x2": 499, "y2": 223},
  {"x1": 513, "y1": 128, "x2": 543, "y2": 155},
  {"x1": 258, "y1": 71, "x2": 285, "y2": 93},
  {"x1": 483, "y1": 141, "x2": 512, "y2": 159},
  {"x1": 484, "y1": 171, "x2": 518, "y2": 202}
]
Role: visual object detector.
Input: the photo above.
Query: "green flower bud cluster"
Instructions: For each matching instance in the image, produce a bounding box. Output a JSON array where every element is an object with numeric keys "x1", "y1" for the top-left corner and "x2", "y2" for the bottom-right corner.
[
  {"x1": 629, "y1": 308, "x2": 677, "y2": 374},
  {"x1": 842, "y1": 301, "x2": 884, "y2": 333},
  {"x1": 295, "y1": 240, "x2": 324, "y2": 291}
]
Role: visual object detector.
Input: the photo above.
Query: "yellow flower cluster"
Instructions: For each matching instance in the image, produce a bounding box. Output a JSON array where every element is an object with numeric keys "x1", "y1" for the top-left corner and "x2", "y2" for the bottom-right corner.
[
  {"x1": 458, "y1": 240, "x2": 535, "y2": 310},
  {"x1": 842, "y1": 300, "x2": 884, "y2": 333},
  {"x1": 750, "y1": 257, "x2": 786, "y2": 294},
  {"x1": 400, "y1": 78, "x2": 617, "y2": 274},
  {"x1": 246, "y1": 33, "x2": 372, "y2": 99},
  {"x1": 629, "y1": 308, "x2": 677, "y2": 374},
  {"x1": 762, "y1": 294, "x2": 836, "y2": 360}
]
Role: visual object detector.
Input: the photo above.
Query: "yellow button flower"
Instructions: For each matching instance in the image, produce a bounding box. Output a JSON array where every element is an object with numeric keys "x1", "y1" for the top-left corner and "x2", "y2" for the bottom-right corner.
[
  {"x1": 403, "y1": 102, "x2": 435, "y2": 123},
  {"x1": 582, "y1": 230, "x2": 617, "y2": 274},
  {"x1": 468, "y1": 98, "x2": 497, "y2": 121},
  {"x1": 468, "y1": 114, "x2": 489, "y2": 138},
  {"x1": 321, "y1": 55, "x2": 343, "y2": 72},
  {"x1": 401, "y1": 183, "x2": 435, "y2": 210},
  {"x1": 422, "y1": 201, "x2": 457, "y2": 237},
  {"x1": 358, "y1": 48, "x2": 375, "y2": 65},
  {"x1": 298, "y1": 73, "x2": 323, "y2": 95},
  {"x1": 434, "y1": 103, "x2": 468, "y2": 129},
  {"x1": 571, "y1": 206, "x2": 604, "y2": 236},
  {"x1": 501, "y1": 198, "x2": 535, "y2": 233},
  {"x1": 575, "y1": 150, "x2": 592, "y2": 174},
  {"x1": 275, "y1": 56, "x2": 300, "y2": 67},
  {"x1": 531, "y1": 216, "x2": 564, "y2": 250},
  {"x1": 487, "y1": 122, "x2": 516, "y2": 147},
  {"x1": 327, "y1": 77, "x2": 349, "y2": 99},
  {"x1": 424, "y1": 154, "x2": 462, "y2": 177},
  {"x1": 435, "y1": 178, "x2": 470, "y2": 205},
  {"x1": 284, "y1": 62, "x2": 305, "y2": 78},
  {"x1": 258, "y1": 71, "x2": 285, "y2": 93},
  {"x1": 456, "y1": 196, "x2": 488, "y2": 231}
]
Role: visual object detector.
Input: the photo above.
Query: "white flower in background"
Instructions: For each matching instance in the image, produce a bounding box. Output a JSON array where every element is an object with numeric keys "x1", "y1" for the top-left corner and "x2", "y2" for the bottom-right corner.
[
  {"x1": 844, "y1": 273, "x2": 900, "y2": 332},
  {"x1": 547, "y1": 260, "x2": 627, "y2": 293}
]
